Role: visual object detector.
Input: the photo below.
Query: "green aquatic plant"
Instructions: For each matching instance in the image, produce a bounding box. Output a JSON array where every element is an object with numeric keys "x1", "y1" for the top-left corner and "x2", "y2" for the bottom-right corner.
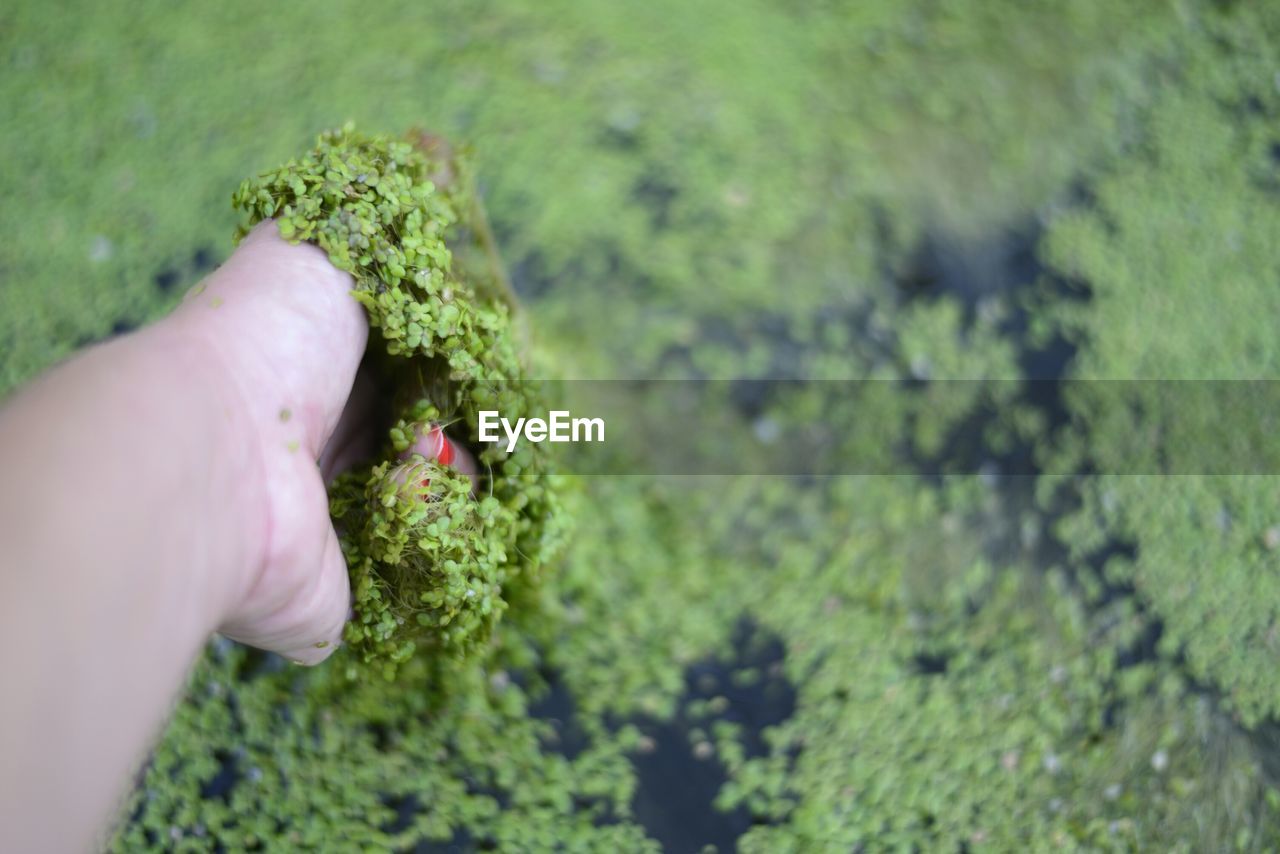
[
  {"x1": 1043, "y1": 3, "x2": 1280, "y2": 726},
  {"x1": 234, "y1": 126, "x2": 570, "y2": 676}
]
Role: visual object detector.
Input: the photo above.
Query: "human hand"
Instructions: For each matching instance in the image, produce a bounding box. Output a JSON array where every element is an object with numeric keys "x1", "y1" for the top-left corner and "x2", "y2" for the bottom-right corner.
[{"x1": 161, "y1": 220, "x2": 472, "y2": 665}]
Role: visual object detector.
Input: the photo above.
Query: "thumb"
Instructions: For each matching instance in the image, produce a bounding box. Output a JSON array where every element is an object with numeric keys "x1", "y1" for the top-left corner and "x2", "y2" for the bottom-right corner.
[{"x1": 272, "y1": 524, "x2": 350, "y2": 665}]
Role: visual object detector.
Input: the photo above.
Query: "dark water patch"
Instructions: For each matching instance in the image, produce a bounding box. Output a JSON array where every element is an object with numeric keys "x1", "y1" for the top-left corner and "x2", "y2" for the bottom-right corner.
[
  {"x1": 154, "y1": 268, "x2": 181, "y2": 292},
  {"x1": 599, "y1": 116, "x2": 642, "y2": 151},
  {"x1": 893, "y1": 224, "x2": 1043, "y2": 320},
  {"x1": 631, "y1": 715, "x2": 749, "y2": 851},
  {"x1": 233, "y1": 646, "x2": 288, "y2": 683},
  {"x1": 729, "y1": 377, "x2": 776, "y2": 421},
  {"x1": 1247, "y1": 723, "x2": 1280, "y2": 787},
  {"x1": 71, "y1": 317, "x2": 141, "y2": 349},
  {"x1": 199, "y1": 749, "x2": 242, "y2": 802},
  {"x1": 902, "y1": 219, "x2": 1085, "y2": 479},
  {"x1": 661, "y1": 299, "x2": 891, "y2": 390},
  {"x1": 891, "y1": 220, "x2": 1083, "y2": 438},
  {"x1": 403, "y1": 832, "x2": 475, "y2": 854},
  {"x1": 155, "y1": 243, "x2": 221, "y2": 296},
  {"x1": 629, "y1": 620, "x2": 796, "y2": 852},
  {"x1": 895, "y1": 216, "x2": 1178, "y2": 740},
  {"x1": 507, "y1": 250, "x2": 555, "y2": 301},
  {"x1": 500, "y1": 225, "x2": 646, "y2": 304},
  {"x1": 912, "y1": 651, "x2": 950, "y2": 676},
  {"x1": 383, "y1": 798, "x2": 474, "y2": 854},
  {"x1": 527, "y1": 669, "x2": 591, "y2": 761},
  {"x1": 893, "y1": 235, "x2": 944, "y2": 302},
  {"x1": 381, "y1": 793, "x2": 420, "y2": 835},
  {"x1": 897, "y1": 210, "x2": 1280, "y2": 784},
  {"x1": 192, "y1": 246, "x2": 218, "y2": 272},
  {"x1": 633, "y1": 173, "x2": 679, "y2": 231}
]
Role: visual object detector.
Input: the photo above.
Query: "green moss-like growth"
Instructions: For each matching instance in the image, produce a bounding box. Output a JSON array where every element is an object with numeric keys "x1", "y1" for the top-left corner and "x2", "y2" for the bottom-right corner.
[
  {"x1": 234, "y1": 126, "x2": 569, "y2": 675},
  {"x1": 1042, "y1": 4, "x2": 1280, "y2": 726}
]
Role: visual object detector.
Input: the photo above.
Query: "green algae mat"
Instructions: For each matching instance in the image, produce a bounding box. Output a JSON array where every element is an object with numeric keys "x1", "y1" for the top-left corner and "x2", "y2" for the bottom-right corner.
[{"x1": 6, "y1": 1, "x2": 1280, "y2": 849}]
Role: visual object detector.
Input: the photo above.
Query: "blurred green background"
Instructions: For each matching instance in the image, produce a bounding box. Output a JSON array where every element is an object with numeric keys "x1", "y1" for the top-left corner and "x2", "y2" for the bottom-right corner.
[{"x1": 5, "y1": 0, "x2": 1280, "y2": 850}]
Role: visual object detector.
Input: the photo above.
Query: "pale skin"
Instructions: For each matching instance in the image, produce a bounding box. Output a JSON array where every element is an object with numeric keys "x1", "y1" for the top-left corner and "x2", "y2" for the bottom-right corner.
[{"x1": 0, "y1": 221, "x2": 473, "y2": 852}]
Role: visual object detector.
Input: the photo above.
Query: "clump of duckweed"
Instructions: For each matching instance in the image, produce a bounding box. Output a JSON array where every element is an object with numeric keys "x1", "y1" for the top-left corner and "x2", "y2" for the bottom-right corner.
[
  {"x1": 234, "y1": 125, "x2": 570, "y2": 677},
  {"x1": 1041, "y1": 4, "x2": 1280, "y2": 726}
]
